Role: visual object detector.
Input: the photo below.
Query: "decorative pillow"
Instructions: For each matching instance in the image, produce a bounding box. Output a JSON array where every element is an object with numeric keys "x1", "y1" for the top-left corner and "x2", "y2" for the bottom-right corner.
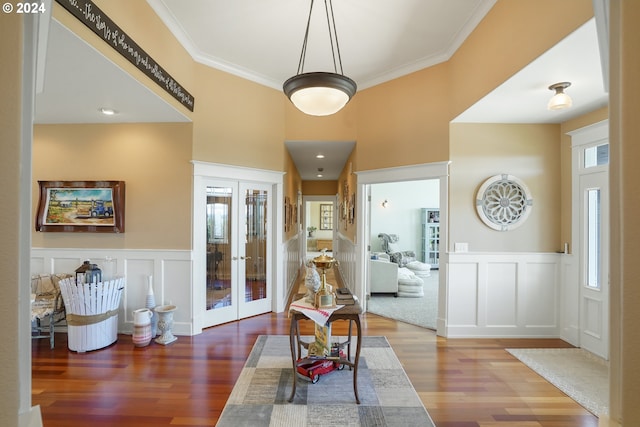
[
  {"x1": 390, "y1": 251, "x2": 417, "y2": 267},
  {"x1": 406, "y1": 261, "x2": 431, "y2": 271},
  {"x1": 387, "y1": 242, "x2": 401, "y2": 253}
]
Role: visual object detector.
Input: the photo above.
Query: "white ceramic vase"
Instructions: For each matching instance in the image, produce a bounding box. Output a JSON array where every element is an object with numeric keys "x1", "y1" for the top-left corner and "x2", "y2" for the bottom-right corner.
[{"x1": 145, "y1": 276, "x2": 158, "y2": 336}]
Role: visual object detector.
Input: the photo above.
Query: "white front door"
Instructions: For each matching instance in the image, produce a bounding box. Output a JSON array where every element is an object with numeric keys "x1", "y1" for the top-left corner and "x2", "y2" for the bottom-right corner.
[
  {"x1": 201, "y1": 179, "x2": 272, "y2": 327},
  {"x1": 579, "y1": 170, "x2": 609, "y2": 359}
]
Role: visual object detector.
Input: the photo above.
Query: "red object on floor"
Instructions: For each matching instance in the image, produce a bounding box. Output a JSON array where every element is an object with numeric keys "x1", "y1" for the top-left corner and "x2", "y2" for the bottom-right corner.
[{"x1": 296, "y1": 349, "x2": 346, "y2": 384}]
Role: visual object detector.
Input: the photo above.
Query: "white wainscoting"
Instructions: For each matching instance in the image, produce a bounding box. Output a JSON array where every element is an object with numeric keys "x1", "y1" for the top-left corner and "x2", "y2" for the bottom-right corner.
[
  {"x1": 31, "y1": 248, "x2": 193, "y2": 336},
  {"x1": 283, "y1": 234, "x2": 304, "y2": 303},
  {"x1": 335, "y1": 233, "x2": 358, "y2": 296},
  {"x1": 445, "y1": 252, "x2": 562, "y2": 338}
]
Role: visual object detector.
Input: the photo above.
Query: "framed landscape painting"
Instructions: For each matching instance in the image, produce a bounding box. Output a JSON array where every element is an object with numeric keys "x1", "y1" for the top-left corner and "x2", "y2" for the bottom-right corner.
[{"x1": 35, "y1": 180, "x2": 126, "y2": 233}]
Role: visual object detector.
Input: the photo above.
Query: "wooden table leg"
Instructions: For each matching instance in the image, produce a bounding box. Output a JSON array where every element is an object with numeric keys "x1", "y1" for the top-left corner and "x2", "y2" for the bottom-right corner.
[
  {"x1": 288, "y1": 314, "x2": 298, "y2": 403},
  {"x1": 353, "y1": 315, "x2": 362, "y2": 404},
  {"x1": 347, "y1": 319, "x2": 353, "y2": 367}
]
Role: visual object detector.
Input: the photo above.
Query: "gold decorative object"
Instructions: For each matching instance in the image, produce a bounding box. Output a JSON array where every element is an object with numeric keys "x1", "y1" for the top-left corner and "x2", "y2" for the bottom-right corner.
[{"x1": 312, "y1": 253, "x2": 337, "y2": 308}]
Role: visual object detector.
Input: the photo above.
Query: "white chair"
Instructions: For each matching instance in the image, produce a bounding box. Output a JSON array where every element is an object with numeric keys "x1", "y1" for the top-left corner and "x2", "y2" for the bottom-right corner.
[
  {"x1": 59, "y1": 277, "x2": 125, "y2": 352},
  {"x1": 369, "y1": 257, "x2": 398, "y2": 296}
]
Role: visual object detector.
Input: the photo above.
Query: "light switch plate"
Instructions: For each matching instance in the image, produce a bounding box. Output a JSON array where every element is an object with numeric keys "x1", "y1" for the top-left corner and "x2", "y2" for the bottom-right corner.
[{"x1": 454, "y1": 242, "x2": 469, "y2": 253}]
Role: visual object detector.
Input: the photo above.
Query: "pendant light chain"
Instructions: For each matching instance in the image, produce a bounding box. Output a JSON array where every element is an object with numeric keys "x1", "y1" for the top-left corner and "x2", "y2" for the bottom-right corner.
[
  {"x1": 326, "y1": 0, "x2": 344, "y2": 76},
  {"x1": 296, "y1": 0, "x2": 315, "y2": 75},
  {"x1": 296, "y1": 0, "x2": 345, "y2": 76}
]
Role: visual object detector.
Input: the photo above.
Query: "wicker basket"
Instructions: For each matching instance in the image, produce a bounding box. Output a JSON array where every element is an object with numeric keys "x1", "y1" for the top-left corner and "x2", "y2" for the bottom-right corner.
[{"x1": 59, "y1": 277, "x2": 124, "y2": 352}]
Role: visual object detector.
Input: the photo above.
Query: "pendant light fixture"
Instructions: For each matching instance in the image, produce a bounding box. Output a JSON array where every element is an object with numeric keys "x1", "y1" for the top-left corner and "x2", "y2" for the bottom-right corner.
[
  {"x1": 547, "y1": 82, "x2": 573, "y2": 110},
  {"x1": 283, "y1": 0, "x2": 357, "y2": 116}
]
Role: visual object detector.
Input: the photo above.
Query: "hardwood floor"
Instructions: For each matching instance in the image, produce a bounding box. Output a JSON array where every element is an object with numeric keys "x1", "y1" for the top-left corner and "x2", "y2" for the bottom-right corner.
[{"x1": 32, "y1": 313, "x2": 599, "y2": 427}]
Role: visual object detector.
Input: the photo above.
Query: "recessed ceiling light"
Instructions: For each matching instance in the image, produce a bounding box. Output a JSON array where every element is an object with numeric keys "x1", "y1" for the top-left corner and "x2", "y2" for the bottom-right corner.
[
  {"x1": 316, "y1": 154, "x2": 325, "y2": 159},
  {"x1": 99, "y1": 108, "x2": 117, "y2": 116}
]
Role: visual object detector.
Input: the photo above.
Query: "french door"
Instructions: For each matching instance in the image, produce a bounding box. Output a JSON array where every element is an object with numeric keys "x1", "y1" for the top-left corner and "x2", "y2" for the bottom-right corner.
[{"x1": 202, "y1": 179, "x2": 272, "y2": 327}]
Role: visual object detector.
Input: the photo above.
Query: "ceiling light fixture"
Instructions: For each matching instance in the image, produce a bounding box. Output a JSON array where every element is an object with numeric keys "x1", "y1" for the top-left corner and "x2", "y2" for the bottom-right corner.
[
  {"x1": 547, "y1": 82, "x2": 573, "y2": 110},
  {"x1": 283, "y1": 0, "x2": 357, "y2": 116},
  {"x1": 316, "y1": 154, "x2": 325, "y2": 159},
  {"x1": 99, "y1": 107, "x2": 117, "y2": 116}
]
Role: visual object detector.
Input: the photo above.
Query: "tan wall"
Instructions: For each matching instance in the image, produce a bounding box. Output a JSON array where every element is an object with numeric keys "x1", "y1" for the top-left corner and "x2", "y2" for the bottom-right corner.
[
  {"x1": 336, "y1": 150, "x2": 358, "y2": 242},
  {"x1": 449, "y1": 123, "x2": 561, "y2": 252},
  {"x1": 355, "y1": 63, "x2": 451, "y2": 171},
  {"x1": 610, "y1": 2, "x2": 640, "y2": 423},
  {"x1": 1, "y1": 12, "x2": 23, "y2": 427},
  {"x1": 302, "y1": 180, "x2": 338, "y2": 196},
  {"x1": 191, "y1": 63, "x2": 286, "y2": 170},
  {"x1": 283, "y1": 150, "x2": 302, "y2": 241},
  {"x1": 32, "y1": 123, "x2": 193, "y2": 249}
]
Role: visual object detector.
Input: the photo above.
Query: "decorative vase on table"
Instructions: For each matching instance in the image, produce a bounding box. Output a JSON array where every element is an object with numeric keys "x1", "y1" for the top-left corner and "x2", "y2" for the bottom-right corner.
[
  {"x1": 154, "y1": 305, "x2": 177, "y2": 345},
  {"x1": 304, "y1": 263, "x2": 321, "y2": 303},
  {"x1": 145, "y1": 276, "x2": 158, "y2": 336}
]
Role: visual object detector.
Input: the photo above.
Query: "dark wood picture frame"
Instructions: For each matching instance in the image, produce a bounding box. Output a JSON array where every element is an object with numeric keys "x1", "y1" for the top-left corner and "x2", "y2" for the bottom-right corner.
[{"x1": 35, "y1": 180, "x2": 126, "y2": 233}]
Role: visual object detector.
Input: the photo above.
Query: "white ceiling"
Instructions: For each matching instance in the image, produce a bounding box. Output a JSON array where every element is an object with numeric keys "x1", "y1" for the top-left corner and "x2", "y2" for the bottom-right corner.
[{"x1": 34, "y1": 0, "x2": 608, "y2": 180}]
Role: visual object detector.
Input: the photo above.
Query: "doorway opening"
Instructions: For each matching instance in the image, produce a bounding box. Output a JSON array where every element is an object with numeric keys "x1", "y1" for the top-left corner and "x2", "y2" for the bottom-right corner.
[
  {"x1": 367, "y1": 179, "x2": 440, "y2": 329},
  {"x1": 303, "y1": 196, "x2": 336, "y2": 262}
]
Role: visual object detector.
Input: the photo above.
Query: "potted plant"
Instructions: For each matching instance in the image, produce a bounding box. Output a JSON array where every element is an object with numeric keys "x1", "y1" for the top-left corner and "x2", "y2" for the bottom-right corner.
[{"x1": 307, "y1": 226, "x2": 317, "y2": 237}]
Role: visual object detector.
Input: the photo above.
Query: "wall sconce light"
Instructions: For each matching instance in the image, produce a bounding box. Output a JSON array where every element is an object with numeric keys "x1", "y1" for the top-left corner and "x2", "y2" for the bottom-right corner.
[
  {"x1": 547, "y1": 82, "x2": 573, "y2": 110},
  {"x1": 382, "y1": 200, "x2": 389, "y2": 208}
]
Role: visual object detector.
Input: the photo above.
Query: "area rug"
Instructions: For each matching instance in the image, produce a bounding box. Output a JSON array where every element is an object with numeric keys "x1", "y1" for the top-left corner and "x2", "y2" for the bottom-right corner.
[
  {"x1": 216, "y1": 335, "x2": 434, "y2": 427},
  {"x1": 506, "y1": 348, "x2": 609, "y2": 417},
  {"x1": 367, "y1": 271, "x2": 438, "y2": 330}
]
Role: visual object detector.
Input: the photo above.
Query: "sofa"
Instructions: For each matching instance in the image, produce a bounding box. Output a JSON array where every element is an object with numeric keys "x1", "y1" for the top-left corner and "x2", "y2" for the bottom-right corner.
[
  {"x1": 369, "y1": 254, "x2": 425, "y2": 297},
  {"x1": 369, "y1": 257, "x2": 398, "y2": 296}
]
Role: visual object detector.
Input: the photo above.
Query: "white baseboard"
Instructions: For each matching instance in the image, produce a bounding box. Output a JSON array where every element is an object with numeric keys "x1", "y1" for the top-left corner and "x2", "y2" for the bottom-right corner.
[{"x1": 19, "y1": 405, "x2": 42, "y2": 427}]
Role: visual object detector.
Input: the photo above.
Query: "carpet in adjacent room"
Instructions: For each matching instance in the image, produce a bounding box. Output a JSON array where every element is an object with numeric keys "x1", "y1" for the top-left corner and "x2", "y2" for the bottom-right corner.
[{"x1": 367, "y1": 271, "x2": 438, "y2": 330}]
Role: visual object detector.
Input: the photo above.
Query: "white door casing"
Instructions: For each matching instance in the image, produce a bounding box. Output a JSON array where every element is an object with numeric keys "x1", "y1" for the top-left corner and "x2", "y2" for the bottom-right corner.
[
  {"x1": 192, "y1": 162, "x2": 284, "y2": 332},
  {"x1": 569, "y1": 121, "x2": 609, "y2": 359}
]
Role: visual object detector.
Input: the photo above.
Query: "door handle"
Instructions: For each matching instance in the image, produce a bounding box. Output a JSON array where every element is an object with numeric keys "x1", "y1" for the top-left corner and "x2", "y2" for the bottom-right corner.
[{"x1": 240, "y1": 256, "x2": 252, "y2": 260}]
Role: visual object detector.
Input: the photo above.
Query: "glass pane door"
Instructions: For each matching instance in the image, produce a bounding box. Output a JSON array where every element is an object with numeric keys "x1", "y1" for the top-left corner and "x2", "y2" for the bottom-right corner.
[
  {"x1": 244, "y1": 189, "x2": 267, "y2": 302},
  {"x1": 205, "y1": 185, "x2": 236, "y2": 324},
  {"x1": 202, "y1": 181, "x2": 271, "y2": 327},
  {"x1": 238, "y1": 183, "x2": 271, "y2": 319}
]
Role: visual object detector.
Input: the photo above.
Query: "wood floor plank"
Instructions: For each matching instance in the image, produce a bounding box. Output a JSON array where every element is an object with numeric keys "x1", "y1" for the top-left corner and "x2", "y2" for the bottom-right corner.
[
  {"x1": 32, "y1": 312, "x2": 599, "y2": 427},
  {"x1": 32, "y1": 266, "x2": 599, "y2": 426}
]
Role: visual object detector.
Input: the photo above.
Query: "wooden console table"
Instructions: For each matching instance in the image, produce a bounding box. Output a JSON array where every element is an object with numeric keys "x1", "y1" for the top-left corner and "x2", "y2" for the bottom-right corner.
[{"x1": 288, "y1": 300, "x2": 363, "y2": 403}]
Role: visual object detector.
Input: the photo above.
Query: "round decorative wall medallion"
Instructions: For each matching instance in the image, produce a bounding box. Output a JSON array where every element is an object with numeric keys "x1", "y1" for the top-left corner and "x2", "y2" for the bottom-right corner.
[{"x1": 475, "y1": 174, "x2": 533, "y2": 231}]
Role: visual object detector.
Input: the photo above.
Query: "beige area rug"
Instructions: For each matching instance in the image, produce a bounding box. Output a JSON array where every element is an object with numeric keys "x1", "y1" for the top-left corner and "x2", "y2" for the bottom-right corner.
[
  {"x1": 506, "y1": 348, "x2": 609, "y2": 417},
  {"x1": 217, "y1": 335, "x2": 434, "y2": 426}
]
